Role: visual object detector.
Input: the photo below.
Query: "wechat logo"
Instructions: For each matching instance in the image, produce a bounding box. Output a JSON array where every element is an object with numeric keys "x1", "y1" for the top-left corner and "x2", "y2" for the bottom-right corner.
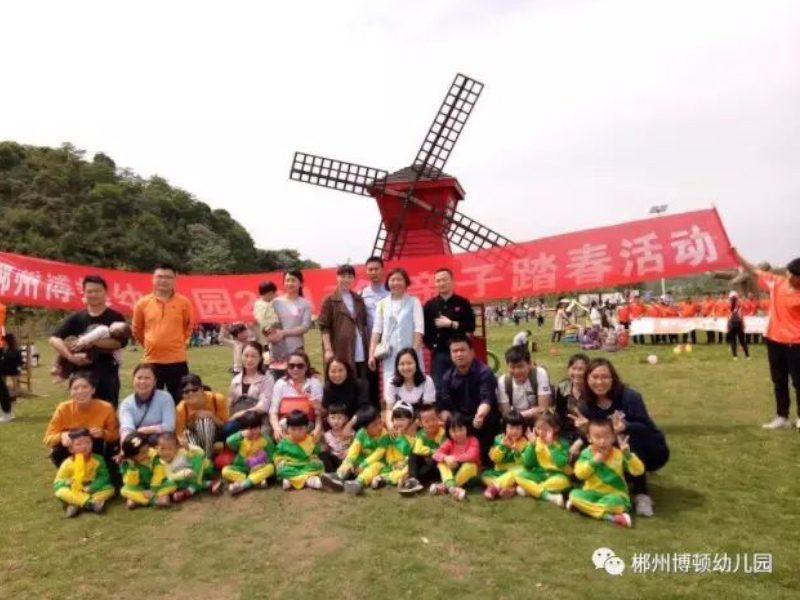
[{"x1": 592, "y1": 547, "x2": 626, "y2": 576}]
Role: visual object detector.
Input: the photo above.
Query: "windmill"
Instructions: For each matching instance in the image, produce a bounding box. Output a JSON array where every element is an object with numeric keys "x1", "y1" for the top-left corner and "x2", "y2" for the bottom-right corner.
[{"x1": 289, "y1": 73, "x2": 515, "y2": 261}]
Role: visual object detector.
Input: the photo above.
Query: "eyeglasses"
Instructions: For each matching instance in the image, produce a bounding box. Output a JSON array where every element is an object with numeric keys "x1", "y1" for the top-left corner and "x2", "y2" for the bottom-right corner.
[
  {"x1": 182, "y1": 387, "x2": 200, "y2": 395},
  {"x1": 287, "y1": 363, "x2": 306, "y2": 370}
]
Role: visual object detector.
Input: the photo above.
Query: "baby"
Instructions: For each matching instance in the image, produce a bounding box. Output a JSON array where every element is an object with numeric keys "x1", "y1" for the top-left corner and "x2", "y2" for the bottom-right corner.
[{"x1": 53, "y1": 322, "x2": 131, "y2": 381}]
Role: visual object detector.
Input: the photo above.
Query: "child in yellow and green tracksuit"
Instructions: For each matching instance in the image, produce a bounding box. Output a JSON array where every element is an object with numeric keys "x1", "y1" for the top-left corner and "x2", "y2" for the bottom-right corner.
[
  {"x1": 515, "y1": 413, "x2": 572, "y2": 508},
  {"x1": 401, "y1": 404, "x2": 447, "y2": 495},
  {"x1": 430, "y1": 412, "x2": 482, "y2": 501},
  {"x1": 53, "y1": 428, "x2": 115, "y2": 518},
  {"x1": 482, "y1": 409, "x2": 528, "y2": 500},
  {"x1": 567, "y1": 418, "x2": 644, "y2": 528},
  {"x1": 376, "y1": 402, "x2": 416, "y2": 489},
  {"x1": 222, "y1": 411, "x2": 275, "y2": 495},
  {"x1": 321, "y1": 405, "x2": 387, "y2": 495},
  {"x1": 274, "y1": 410, "x2": 324, "y2": 490},
  {"x1": 155, "y1": 432, "x2": 222, "y2": 502},
  {"x1": 120, "y1": 432, "x2": 176, "y2": 509}
]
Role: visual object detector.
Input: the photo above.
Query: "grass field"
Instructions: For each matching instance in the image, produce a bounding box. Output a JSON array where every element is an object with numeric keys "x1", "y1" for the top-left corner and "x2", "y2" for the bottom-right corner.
[{"x1": 0, "y1": 322, "x2": 798, "y2": 600}]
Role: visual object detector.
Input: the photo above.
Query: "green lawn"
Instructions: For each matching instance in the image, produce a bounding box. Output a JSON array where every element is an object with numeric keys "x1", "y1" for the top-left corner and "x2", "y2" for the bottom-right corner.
[{"x1": 0, "y1": 322, "x2": 797, "y2": 599}]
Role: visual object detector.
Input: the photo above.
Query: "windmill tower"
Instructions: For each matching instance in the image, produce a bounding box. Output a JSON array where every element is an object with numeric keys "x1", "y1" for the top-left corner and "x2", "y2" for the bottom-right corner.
[{"x1": 290, "y1": 74, "x2": 513, "y2": 260}]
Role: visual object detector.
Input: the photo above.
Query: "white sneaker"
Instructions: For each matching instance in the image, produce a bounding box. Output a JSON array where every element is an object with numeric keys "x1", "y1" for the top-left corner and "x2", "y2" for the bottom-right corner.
[
  {"x1": 545, "y1": 493, "x2": 565, "y2": 508},
  {"x1": 762, "y1": 416, "x2": 790, "y2": 430},
  {"x1": 305, "y1": 476, "x2": 322, "y2": 490},
  {"x1": 796, "y1": 419, "x2": 800, "y2": 432},
  {"x1": 0, "y1": 412, "x2": 14, "y2": 423},
  {"x1": 634, "y1": 494, "x2": 654, "y2": 517},
  {"x1": 282, "y1": 479, "x2": 292, "y2": 491}
]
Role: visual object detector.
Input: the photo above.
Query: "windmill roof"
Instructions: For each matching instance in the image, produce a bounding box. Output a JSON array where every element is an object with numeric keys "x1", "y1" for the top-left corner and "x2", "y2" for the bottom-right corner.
[{"x1": 380, "y1": 166, "x2": 455, "y2": 184}]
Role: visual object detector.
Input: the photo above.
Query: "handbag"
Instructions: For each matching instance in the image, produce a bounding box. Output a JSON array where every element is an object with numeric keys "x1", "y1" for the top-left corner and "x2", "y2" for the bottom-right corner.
[{"x1": 374, "y1": 306, "x2": 398, "y2": 360}]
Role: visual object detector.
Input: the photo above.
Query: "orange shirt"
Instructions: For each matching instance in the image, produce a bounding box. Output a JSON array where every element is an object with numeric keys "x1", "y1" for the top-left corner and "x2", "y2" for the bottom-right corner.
[
  {"x1": 758, "y1": 271, "x2": 800, "y2": 344},
  {"x1": 700, "y1": 299, "x2": 714, "y2": 317},
  {"x1": 175, "y1": 391, "x2": 229, "y2": 437},
  {"x1": 714, "y1": 300, "x2": 731, "y2": 317},
  {"x1": 630, "y1": 302, "x2": 646, "y2": 319},
  {"x1": 43, "y1": 399, "x2": 119, "y2": 447},
  {"x1": 644, "y1": 304, "x2": 659, "y2": 317},
  {"x1": 740, "y1": 299, "x2": 757, "y2": 317},
  {"x1": 759, "y1": 298, "x2": 770, "y2": 315},
  {"x1": 617, "y1": 305, "x2": 631, "y2": 323},
  {"x1": 679, "y1": 301, "x2": 697, "y2": 318},
  {"x1": 132, "y1": 292, "x2": 194, "y2": 364}
]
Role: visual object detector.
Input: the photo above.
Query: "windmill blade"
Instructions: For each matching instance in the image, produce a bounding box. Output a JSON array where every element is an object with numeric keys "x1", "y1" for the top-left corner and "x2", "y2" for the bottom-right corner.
[
  {"x1": 412, "y1": 73, "x2": 484, "y2": 179},
  {"x1": 290, "y1": 152, "x2": 388, "y2": 197}
]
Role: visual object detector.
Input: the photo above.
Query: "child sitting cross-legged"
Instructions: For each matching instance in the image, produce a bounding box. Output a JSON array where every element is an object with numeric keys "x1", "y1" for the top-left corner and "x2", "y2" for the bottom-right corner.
[
  {"x1": 482, "y1": 409, "x2": 528, "y2": 500},
  {"x1": 567, "y1": 418, "x2": 644, "y2": 528},
  {"x1": 514, "y1": 413, "x2": 572, "y2": 508},
  {"x1": 120, "y1": 432, "x2": 175, "y2": 509},
  {"x1": 53, "y1": 428, "x2": 115, "y2": 518},
  {"x1": 155, "y1": 432, "x2": 222, "y2": 503},
  {"x1": 319, "y1": 403, "x2": 354, "y2": 473},
  {"x1": 274, "y1": 410, "x2": 325, "y2": 491},
  {"x1": 222, "y1": 411, "x2": 275, "y2": 495},
  {"x1": 400, "y1": 404, "x2": 447, "y2": 495},
  {"x1": 320, "y1": 405, "x2": 388, "y2": 496},
  {"x1": 430, "y1": 411, "x2": 481, "y2": 501},
  {"x1": 372, "y1": 401, "x2": 415, "y2": 490}
]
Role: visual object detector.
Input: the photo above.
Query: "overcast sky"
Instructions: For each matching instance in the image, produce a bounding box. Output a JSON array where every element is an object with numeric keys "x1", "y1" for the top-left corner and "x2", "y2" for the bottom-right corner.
[{"x1": 2, "y1": 0, "x2": 798, "y2": 268}]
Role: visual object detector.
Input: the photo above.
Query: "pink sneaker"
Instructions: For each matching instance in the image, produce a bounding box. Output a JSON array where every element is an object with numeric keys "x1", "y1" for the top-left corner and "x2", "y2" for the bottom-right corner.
[
  {"x1": 610, "y1": 513, "x2": 632, "y2": 528},
  {"x1": 484, "y1": 485, "x2": 500, "y2": 500}
]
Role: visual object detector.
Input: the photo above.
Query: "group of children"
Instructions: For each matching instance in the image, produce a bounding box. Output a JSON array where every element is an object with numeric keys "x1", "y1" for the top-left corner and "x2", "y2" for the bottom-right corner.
[{"x1": 55, "y1": 398, "x2": 644, "y2": 528}]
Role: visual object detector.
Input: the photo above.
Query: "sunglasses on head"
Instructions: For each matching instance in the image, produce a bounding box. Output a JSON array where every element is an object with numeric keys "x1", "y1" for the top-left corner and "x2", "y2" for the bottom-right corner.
[
  {"x1": 287, "y1": 362, "x2": 306, "y2": 370},
  {"x1": 182, "y1": 386, "x2": 201, "y2": 395}
]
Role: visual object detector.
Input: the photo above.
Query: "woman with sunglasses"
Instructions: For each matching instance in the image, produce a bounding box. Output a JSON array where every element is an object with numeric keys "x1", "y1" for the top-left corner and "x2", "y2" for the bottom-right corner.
[
  {"x1": 175, "y1": 373, "x2": 229, "y2": 458},
  {"x1": 269, "y1": 350, "x2": 323, "y2": 443}
]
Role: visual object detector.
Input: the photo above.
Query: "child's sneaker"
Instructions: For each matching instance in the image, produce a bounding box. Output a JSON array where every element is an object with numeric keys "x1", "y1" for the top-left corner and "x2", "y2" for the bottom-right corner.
[
  {"x1": 320, "y1": 473, "x2": 344, "y2": 492},
  {"x1": 155, "y1": 495, "x2": 171, "y2": 507},
  {"x1": 344, "y1": 480, "x2": 363, "y2": 496},
  {"x1": 172, "y1": 489, "x2": 192, "y2": 504},
  {"x1": 449, "y1": 486, "x2": 466, "y2": 502},
  {"x1": 565, "y1": 499, "x2": 574, "y2": 512},
  {"x1": 429, "y1": 483, "x2": 447, "y2": 496},
  {"x1": 64, "y1": 505, "x2": 80, "y2": 518},
  {"x1": 257, "y1": 479, "x2": 270, "y2": 489},
  {"x1": 400, "y1": 478, "x2": 423, "y2": 495},
  {"x1": 89, "y1": 501, "x2": 106, "y2": 514},
  {"x1": 370, "y1": 476, "x2": 386, "y2": 490},
  {"x1": 610, "y1": 513, "x2": 632, "y2": 528},
  {"x1": 126, "y1": 499, "x2": 138, "y2": 510},
  {"x1": 484, "y1": 485, "x2": 500, "y2": 500},
  {"x1": 282, "y1": 479, "x2": 293, "y2": 491},
  {"x1": 499, "y1": 487, "x2": 516, "y2": 500},
  {"x1": 0, "y1": 411, "x2": 14, "y2": 423},
  {"x1": 544, "y1": 493, "x2": 565, "y2": 508},
  {"x1": 210, "y1": 480, "x2": 223, "y2": 495},
  {"x1": 229, "y1": 482, "x2": 246, "y2": 496},
  {"x1": 306, "y1": 476, "x2": 322, "y2": 490},
  {"x1": 516, "y1": 486, "x2": 527, "y2": 497}
]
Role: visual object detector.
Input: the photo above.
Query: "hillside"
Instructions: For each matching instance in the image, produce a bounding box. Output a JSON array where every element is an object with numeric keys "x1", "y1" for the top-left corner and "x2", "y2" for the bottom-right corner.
[{"x1": 0, "y1": 141, "x2": 317, "y2": 273}]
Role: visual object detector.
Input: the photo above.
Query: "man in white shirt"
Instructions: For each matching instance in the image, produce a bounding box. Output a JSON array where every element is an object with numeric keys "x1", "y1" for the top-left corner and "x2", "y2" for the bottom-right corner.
[{"x1": 496, "y1": 345, "x2": 552, "y2": 424}]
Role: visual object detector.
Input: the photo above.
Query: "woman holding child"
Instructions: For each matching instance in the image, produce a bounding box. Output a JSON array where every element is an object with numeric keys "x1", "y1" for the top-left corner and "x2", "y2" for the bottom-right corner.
[{"x1": 573, "y1": 358, "x2": 669, "y2": 517}]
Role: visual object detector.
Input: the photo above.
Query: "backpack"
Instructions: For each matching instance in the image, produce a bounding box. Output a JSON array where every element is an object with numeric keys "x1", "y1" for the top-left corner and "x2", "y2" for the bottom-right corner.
[{"x1": 504, "y1": 368, "x2": 539, "y2": 408}]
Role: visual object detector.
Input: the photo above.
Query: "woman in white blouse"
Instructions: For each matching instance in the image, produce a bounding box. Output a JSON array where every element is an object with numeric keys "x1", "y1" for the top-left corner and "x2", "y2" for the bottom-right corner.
[
  {"x1": 368, "y1": 267, "x2": 425, "y2": 394},
  {"x1": 383, "y1": 347, "x2": 436, "y2": 434},
  {"x1": 269, "y1": 350, "x2": 323, "y2": 442}
]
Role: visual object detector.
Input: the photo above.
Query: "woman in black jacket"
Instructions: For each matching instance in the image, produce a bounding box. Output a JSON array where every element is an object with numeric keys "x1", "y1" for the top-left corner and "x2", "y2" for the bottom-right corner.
[{"x1": 575, "y1": 357, "x2": 669, "y2": 518}]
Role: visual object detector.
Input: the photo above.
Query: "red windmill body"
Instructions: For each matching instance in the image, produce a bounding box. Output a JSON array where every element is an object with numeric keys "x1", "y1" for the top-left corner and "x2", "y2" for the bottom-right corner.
[{"x1": 290, "y1": 73, "x2": 513, "y2": 261}]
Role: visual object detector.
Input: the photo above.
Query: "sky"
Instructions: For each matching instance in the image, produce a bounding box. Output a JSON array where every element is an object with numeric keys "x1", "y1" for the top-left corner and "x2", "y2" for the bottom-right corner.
[{"x1": 1, "y1": 0, "x2": 798, "y2": 268}]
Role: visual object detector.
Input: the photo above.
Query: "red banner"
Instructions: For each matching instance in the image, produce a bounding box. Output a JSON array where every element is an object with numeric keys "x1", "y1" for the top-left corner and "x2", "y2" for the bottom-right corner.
[{"x1": 0, "y1": 208, "x2": 735, "y2": 322}]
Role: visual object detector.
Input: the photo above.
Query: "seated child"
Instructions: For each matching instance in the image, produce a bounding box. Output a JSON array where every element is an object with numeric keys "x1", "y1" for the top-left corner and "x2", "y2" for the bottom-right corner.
[
  {"x1": 222, "y1": 411, "x2": 274, "y2": 495},
  {"x1": 120, "y1": 432, "x2": 175, "y2": 509},
  {"x1": 53, "y1": 428, "x2": 115, "y2": 517},
  {"x1": 374, "y1": 401, "x2": 415, "y2": 490},
  {"x1": 320, "y1": 405, "x2": 387, "y2": 496},
  {"x1": 320, "y1": 403, "x2": 354, "y2": 473},
  {"x1": 155, "y1": 432, "x2": 222, "y2": 503},
  {"x1": 274, "y1": 410, "x2": 324, "y2": 491},
  {"x1": 515, "y1": 413, "x2": 572, "y2": 507},
  {"x1": 567, "y1": 419, "x2": 644, "y2": 528},
  {"x1": 402, "y1": 404, "x2": 447, "y2": 495},
  {"x1": 430, "y1": 412, "x2": 481, "y2": 501},
  {"x1": 482, "y1": 409, "x2": 528, "y2": 500},
  {"x1": 52, "y1": 322, "x2": 131, "y2": 381}
]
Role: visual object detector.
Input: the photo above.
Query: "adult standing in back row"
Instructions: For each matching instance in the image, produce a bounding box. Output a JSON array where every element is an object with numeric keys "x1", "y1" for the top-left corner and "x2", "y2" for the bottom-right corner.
[
  {"x1": 319, "y1": 264, "x2": 369, "y2": 379},
  {"x1": 360, "y1": 256, "x2": 389, "y2": 407},
  {"x1": 132, "y1": 263, "x2": 194, "y2": 403},
  {"x1": 423, "y1": 268, "x2": 475, "y2": 391},
  {"x1": 269, "y1": 270, "x2": 313, "y2": 378}
]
